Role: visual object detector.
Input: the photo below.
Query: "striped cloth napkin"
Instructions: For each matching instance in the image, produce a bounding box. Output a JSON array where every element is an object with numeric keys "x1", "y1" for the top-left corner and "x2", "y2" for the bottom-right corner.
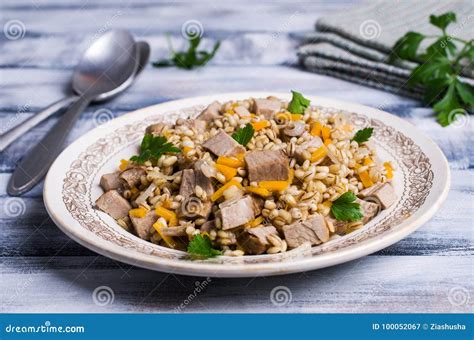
[{"x1": 298, "y1": 0, "x2": 473, "y2": 99}]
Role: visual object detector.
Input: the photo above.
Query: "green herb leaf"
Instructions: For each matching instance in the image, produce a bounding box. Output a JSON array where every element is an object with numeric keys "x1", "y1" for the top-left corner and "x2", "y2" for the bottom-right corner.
[
  {"x1": 429, "y1": 12, "x2": 456, "y2": 31},
  {"x1": 408, "y1": 56, "x2": 451, "y2": 88},
  {"x1": 187, "y1": 234, "x2": 221, "y2": 259},
  {"x1": 351, "y1": 127, "x2": 373, "y2": 144},
  {"x1": 331, "y1": 192, "x2": 364, "y2": 222},
  {"x1": 390, "y1": 32, "x2": 425, "y2": 62},
  {"x1": 232, "y1": 123, "x2": 254, "y2": 146},
  {"x1": 130, "y1": 134, "x2": 180, "y2": 164},
  {"x1": 423, "y1": 37, "x2": 457, "y2": 59},
  {"x1": 389, "y1": 12, "x2": 473, "y2": 127},
  {"x1": 455, "y1": 81, "x2": 474, "y2": 108},
  {"x1": 152, "y1": 33, "x2": 220, "y2": 70},
  {"x1": 287, "y1": 90, "x2": 311, "y2": 114},
  {"x1": 434, "y1": 81, "x2": 462, "y2": 127}
]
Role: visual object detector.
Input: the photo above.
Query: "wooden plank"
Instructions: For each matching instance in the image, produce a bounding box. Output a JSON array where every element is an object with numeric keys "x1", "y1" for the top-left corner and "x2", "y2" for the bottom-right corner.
[{"x1": 1, "y1": 255, "x2": 472, "y2": 313}]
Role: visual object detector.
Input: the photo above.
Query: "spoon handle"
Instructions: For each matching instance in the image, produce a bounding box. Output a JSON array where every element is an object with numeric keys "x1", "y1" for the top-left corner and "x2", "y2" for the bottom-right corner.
[
  {"x1": 0, "y1": 96, "x2": 79, "y2": 152},
  {"x1": 7, "y1": 95, "x2": 91, "y2": 196}
]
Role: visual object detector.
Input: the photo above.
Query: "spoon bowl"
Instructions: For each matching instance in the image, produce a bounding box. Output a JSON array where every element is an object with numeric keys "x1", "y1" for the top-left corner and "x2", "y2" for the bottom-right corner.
[{"x1": 73, "y1": 30, "x2": 139, "y2": 99}]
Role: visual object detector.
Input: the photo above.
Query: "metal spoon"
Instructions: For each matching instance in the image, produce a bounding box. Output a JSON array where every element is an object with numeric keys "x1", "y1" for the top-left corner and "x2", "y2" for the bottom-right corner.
[
  {"x1": 0, "y1": 40, "x2": 150, "y2": 152},
  {"x1": 8, "y1": 30, "x2": 139, "y2": 196}
]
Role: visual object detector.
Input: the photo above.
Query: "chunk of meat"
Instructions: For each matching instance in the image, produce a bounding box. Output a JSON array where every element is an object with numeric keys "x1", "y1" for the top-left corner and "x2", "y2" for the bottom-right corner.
[
  {"x1": 253, "y1": 98, "x2": 281, "y2": 119},
  {"x1": 119, "y1": 167, "x2": 146, "y2": 188},
  {"x1": 179, "y1": 169, "x2": 196, "y2": 197},
  {"x1": 357, "y1": 183, "x2": 384, "y2": 198},
  {"x1": 356, "y1": 198, "x2": 380, "y2": 224},
  {"x1": 245, "y1": 150, "x2": 289, "y2": 182},
  {"x1": 282, "y1": 214, "x2": 329, "y2": 249},
  {"x1": 234, "y1": 105, "x2": 251, "y2": 117},
  {"x1": 179, "y1": 167, "x2": 214, "y2": 198},
  {"x1": 219, "y1": 195, "x2": 257, "y2": 230},
  {"x1": 100, "y1": 172, "x2": 123, "y2": 191},
  {"x1": 160, "y1": 225, "x2": 187, "y2": 237},
  {"x1": 145, "y1": 123, "x2": 167, "y2": 135},
  {"x1": 197, "y1": 101, "x2": 221, "y2": 122},
  {"x1": 294, "y1": 136, "x2": 323, "y2": 163},
  {"x1": 200, "y1": 220, "x2": 216, "y2": 233},
  {"x1": 202, "y1": 129, "x2": 245, "y2": 157},
  {"x1": 95, "y1": 190, "x2": 131, "y2": 220},
  {"x1": 363, "y1": 183, "x2": 397, "y2": 209},
  {"x1": 183, "y1": 119, "x2": 206, "y2": 132},
  {"x1": 237, "y1": 226, "x2": 278, "y2": 255},
  {"x1": 130, "y1": 210, "x2": 157, "y2": 240}
]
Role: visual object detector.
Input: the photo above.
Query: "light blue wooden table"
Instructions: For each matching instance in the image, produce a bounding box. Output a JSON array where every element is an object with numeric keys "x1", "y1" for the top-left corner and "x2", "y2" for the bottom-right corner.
[{"x1": 1, "y1": 0, "x2": 472, "y2": 313}]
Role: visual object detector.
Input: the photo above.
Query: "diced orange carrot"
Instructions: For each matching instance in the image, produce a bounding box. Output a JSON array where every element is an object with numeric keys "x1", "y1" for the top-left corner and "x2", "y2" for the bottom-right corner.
[
  {"x1": 359, "y1": 171, "x2": 374, "y2": 188},
  {"x1": 215, "y1": 163, "x2": 237, "y2": 181},
  {"x1": 323, "y1": 138, "x2": 332, "y2": 146},
  {"x1": 119, "y1": 159, "x2": 129, "y2": 171},
  {"x1": 363, "y1": 157, "x2": 373, "y2": 166},
  {"x1": 153, "y1": 220, "x2": 177, "y2": 248},
  {"x1": 245, "y1": 186, "x2": 271, "y2": 197},
  {"x1": 235, "y1": 152, "x2": 245, "y2": 161},
  {"x1": 291, "y1": 114, "x2": 303, "y2": 121},
  {"x1": 384, "y1": 162, "x2": 394, "y2": 179},
  {"x1": 310, "y1": 146, "x2": 328, "y2": 163},
  {"x1": 129, "y1": 207, "x2": 147, "y2": 218},
  {"x1": 258, "y1": 180, "x2": 289, "y2": 192},
  {"x1": 321, "y1": 126, "x2": 331, "y2": 140},
  {"x1": 216, "y1": 156, "x2": 244, "y2": 168},
  {"x1": 211, "y1": 180, "x2": 243, "y2": 201},
  {"x1": 245, "y1": 216, "x2": 264, "y2": 228},
  {"x1": 162, "y1": 198, "x2": 173, "y2": 209},
  {"x1": 183, "y1": 146, "x2": 192, "y2": 154},
  {"x1": 155, "y1": 206, "x2": 177, "y2": 226},
  {"x1": 310, "y1": 122, "x2": 322, "y2": 137},
  {"x1": 251, "y1": 120, "x2": 270, "y2": 131}
]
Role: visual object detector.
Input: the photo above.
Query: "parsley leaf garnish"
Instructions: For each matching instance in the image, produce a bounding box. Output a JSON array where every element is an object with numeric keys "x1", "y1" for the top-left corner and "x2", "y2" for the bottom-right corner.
[
  {"x1": 351, "y1": 127, "x2": 373, "y2": 144},
  {"x1": 152, "y1": 33, "x2": 220, "y2": 70},
  {"x1": 130, "y1": 134, "x2": 180, "y2": 164},
  {"x1": 232, "y1": 123, "x2": 254, "y2": 146},
  {"x1": 287, "y1": 90, "x2": 311, "y2": 114},
  {"x1": 187, "y1": 234, "x2": 221, "y2": 259},
  {"x1": 330, "y1": 192, "x2": 364, "y2": 222},
  {"x1": 390, "y1": 12, "x2": 473, "y2": 127}
]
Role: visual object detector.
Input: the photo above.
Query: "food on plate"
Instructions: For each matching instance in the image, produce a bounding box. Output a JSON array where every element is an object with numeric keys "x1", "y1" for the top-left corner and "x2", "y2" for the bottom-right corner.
[{"x1": 95, "y1": 91, "x2": 397, "y2": 258}]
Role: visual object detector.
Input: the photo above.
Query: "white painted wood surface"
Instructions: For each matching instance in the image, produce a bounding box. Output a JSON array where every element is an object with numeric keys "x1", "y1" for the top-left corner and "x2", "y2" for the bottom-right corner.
[{"x1": 0, "y1": 0, "x2": 472, "y2": 313}]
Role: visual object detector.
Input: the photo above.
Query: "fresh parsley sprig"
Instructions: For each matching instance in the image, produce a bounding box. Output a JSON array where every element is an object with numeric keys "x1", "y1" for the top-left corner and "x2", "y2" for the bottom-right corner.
[
  {"x1": 287, "y1": 90, "x2": 311, "y2": 114},
  {"x1": 390, "y1": 12, "x2": 473, "y2": 126},
  {"x1": 130, "y1": 134, "x2": 180, "y2": 164},
  {"x1": 330, "y1": 192, "x2": 363, "y2": 222},
  {"x1": 187, "y1": 234, "x2": 221, "y2": 259},
  {"x1": 351, "y1": 127, "x2": 373, "y2": 144},
  {"x1": 152, "y1": 33, "x2": 220, "y2": 70},
  {"x1": 232, "y1": 123, "x2": 254, "y2": 146}
]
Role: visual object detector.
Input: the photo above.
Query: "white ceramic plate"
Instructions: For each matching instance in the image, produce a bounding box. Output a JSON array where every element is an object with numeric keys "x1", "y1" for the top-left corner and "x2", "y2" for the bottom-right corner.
[{"x1": 44, "y1": 92, "x2": 450, "y2": 277}]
